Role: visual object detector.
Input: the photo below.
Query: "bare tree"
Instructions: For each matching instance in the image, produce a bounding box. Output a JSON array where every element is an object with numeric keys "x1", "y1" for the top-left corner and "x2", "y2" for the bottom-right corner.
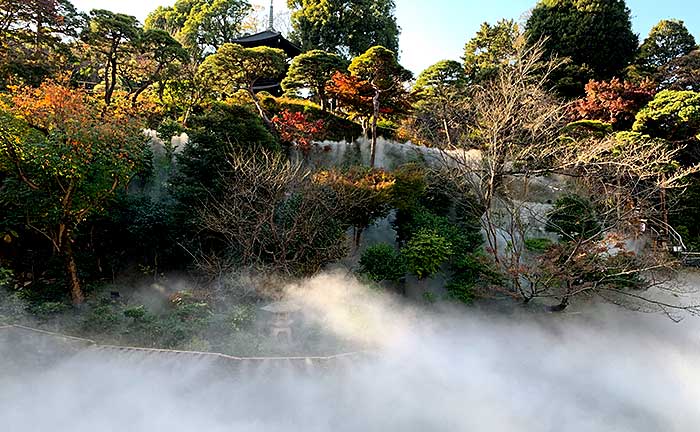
[
  {"x1": 438, "y1": 40, "x2": 700, "y2": 316},
  {"x1": 197, "y1": 151, "x2": 349, "y2": 276}
]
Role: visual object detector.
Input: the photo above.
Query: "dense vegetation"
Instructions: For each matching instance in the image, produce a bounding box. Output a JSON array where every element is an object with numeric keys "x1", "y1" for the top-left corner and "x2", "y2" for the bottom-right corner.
[{"x1": 1, "y1": 0, "x2": 700, "y2": 351}]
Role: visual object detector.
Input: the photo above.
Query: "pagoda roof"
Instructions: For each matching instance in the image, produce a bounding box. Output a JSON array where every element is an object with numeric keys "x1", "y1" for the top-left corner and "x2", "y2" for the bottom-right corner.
[{"x1": 233, "y1": 30, "x2": 302, "y2": 58}]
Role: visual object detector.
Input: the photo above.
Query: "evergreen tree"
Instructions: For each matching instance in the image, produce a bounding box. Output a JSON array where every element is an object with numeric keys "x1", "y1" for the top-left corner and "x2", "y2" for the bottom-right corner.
[
  {"x1": 287, "y1": 0, "x2": 400, "y2": 58},
  {"x1": 526, "y1": 0, "x2": 638, "y2": 96},
  {"x1": 637, "y1": 19, "x2": 697, "y2": 71}
]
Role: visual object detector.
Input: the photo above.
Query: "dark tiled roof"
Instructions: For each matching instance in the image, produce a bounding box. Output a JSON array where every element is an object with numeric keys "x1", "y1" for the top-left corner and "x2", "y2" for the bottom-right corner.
[{"x1": 233, "y1": 30, "x2": 302, "y2": 58}]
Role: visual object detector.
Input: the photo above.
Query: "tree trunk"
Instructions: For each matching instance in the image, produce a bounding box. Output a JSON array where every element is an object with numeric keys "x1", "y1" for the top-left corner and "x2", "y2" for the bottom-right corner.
[
  {"x1": 63, "y1": 239, "x2": 84, "y2": 305},
  {"x1": 443, "y1": 117, "x2": 453, "y2": 147},
  {"x1": 370, "y1": 90, "x2": 380, "y2": 168},
  {"x1": 249, "y1": 87, "x2": 275, "y2": 131},
  {"x1": 319, "y1": 87, "x2": 327, "y2": 112}
]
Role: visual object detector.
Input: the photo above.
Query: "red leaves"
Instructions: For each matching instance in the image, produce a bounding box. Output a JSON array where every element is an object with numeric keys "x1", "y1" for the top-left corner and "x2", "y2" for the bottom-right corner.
[
  {"x1": 271, "y1": 109, "x2": 324, "y2": 151},
  {"x1": 572, "y1": 78, "x2": 657, "y2": 130},
  {"x1": 325, "y1": 71, "x2": 374, "y2": 115}
]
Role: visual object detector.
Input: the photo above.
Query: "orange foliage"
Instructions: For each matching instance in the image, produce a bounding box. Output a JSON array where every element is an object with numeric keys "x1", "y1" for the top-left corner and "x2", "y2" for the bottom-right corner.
[
  {"x1": 271, "y1": 109, "x2": 324, "y2": 151},
  {"x1": 572, "y1": 78, "x2": 657, "y2": 130}
]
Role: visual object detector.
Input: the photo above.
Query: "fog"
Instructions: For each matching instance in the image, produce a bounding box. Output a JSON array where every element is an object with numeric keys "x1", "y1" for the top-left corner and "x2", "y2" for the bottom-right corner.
[{"x1": 2, "y1": 272, "x2": 699, "y2": 431}]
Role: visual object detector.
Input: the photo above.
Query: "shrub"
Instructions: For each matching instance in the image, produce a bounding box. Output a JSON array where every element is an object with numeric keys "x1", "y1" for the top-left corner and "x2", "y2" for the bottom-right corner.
[
  {"x1": 81, "y1": 300, "x2": 123, "y2": 334},
  {"x1": 0, "y1": 266, "x2": 12, "y2": 288},
  {"x1": 446, "y1": 276, "x2": 476, "y2": 305},
  {"x1": 546, "y1": 195, "x2": 600, "y2": 240},
  {"x1": 359, "y1": 244, "x2": 406, "y2": 282},
  {"x1": 401, "y1": 229, "x2": 452, "y2": 279},
  {"x1": 390, "y1": 163, "x2": 427, "y2": 212},
  {"x1": 226, "y1": 304, "x2": 255, "y2": 332},
  {"x1": 524, "y1": 238, "x2": 554, "y2": 253}
]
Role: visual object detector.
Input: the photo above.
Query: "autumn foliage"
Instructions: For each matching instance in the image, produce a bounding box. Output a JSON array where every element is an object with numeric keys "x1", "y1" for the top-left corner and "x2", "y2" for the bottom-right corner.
[
  {"x1": 572, "y1": 78, "x2": 657, "y2": 130},
  {"x1": 271, "y1": 109, "x2": 325, "y2": 151},
  {"x1": 325, "y1": 71, "x2": 374, "y2": 117}
]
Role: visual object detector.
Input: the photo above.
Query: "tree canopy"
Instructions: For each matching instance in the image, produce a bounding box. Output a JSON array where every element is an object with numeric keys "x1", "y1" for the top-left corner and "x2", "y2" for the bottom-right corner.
[
  {"x1": 287, "y1": 0, "x2": 400, "y2": 58},
  {"x1": 199, "y1": 43, "x2": 287, "y2": 127},
  {"x1": 637, "y1": 19, "x2": 697, "y2": 72},
  {"x1": 281, "y1": 50, "x2": 348, "y2": 111},
  {"x1": 145, "y1": 0, "x2": 253, "y2": 57},
  {"x1": 463, "y1": 19, "x2": 521, "y2": 83},
  {"x1": 526, "y1": 0, "x2": 638, "y2": 95}
]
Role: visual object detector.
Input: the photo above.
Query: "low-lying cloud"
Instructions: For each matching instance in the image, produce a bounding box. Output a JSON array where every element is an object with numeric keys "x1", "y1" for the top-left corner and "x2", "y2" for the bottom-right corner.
[{"x1": 1, "y1": 271, "x2": 699, "y2": 431}]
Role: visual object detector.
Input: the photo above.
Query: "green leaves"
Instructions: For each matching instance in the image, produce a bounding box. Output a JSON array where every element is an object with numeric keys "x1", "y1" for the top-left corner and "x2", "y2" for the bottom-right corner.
[
  {"x1": 637, "y1": 19, "x2": 697, "y2": 71},
  {"x1": 199, "y1": 43, "x2": 287, "y2": 94},
  {"x1": 526, "y1": 0, "x2": 638, "y2": 94},
  {"x1": 349, "y1": 46, "x2": 411, "y2": 91},
  {"x1": 401, "y1": 229, "x2": 453, "y2": 280},
  {"x1": 633, "y1": 90, "x2": 700, "y2": 142},
  {"x1": 281, "y1": 50, "x2": 347, "y2": 109},
  {"x1": 289, "y1": 0, "x2": 400, "y2": 58},
  {"x1": 463, "y1": 19, "x2": 521, "y2": 84},
  {"x1": 146, "y1": 0, "x2": 252, "y2": 57},
  {"x1": 359, "y1": 244, "x2": 406, "y2": 282}
]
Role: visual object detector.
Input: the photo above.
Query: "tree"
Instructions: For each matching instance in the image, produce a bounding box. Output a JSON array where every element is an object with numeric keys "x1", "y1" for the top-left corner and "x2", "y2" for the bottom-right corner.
[
  {"x1": 287, "y1": 0, "x2": 400, "y2": 58},
  {"x1": 281, "y1": 50, "x2": 347, "y2": 111},
  {"x1": 170, "y1": 102, "x2": 278, "y2": 235},
  {"x1": 633, "y1": 90, "x2": 700, "y2": 143},
  {"x1": 120, "y1": 29, "x2": 189, "y2": 105},
  {"x1": 315, "y1": 167, "x2": 394, "y2": 247},
  {"x1": 525, "y1": 0, "x2": 638, "y2": 95},
  {"x1": 401, "y1": 229, "x2": 452, "y2": 280},
  {"x1": 82, "y1": 9, "x2": 142, "y2": 106},
  {"x1": 463, "y1": 19, "x2": 521, "y2": 83},
  {"x1": 271, "y1": 110, "x2": 324, "y2": 151},
  {"x1": 348, "y1": 46, "x2": 412, "y2": 167},
  {"x1": 359, "y1": 243, "x2": 405, "y2": 282},
  {"x1": 411, "y1": 60, "x2": 469, "y2": 147},
  {"x1": 637, "y1": 19, "x2": 697, "y2": 72},
  {"x1": 573, "y1": 78, "x2": 657, "y2": 130},
  {"x1": 325, "y1": 71, "x2": 374, "y2": 134},
  {"x1": 199, "y1": 43, "x2": 287, "y2": 129},
  {"x1": 658, "y1": 49, "x2": 700, "y2": 92},
  {"x1": 0, "y1": 0, "x2": 84, "y2": 87},
  {"x1": 145, "y1": 0, "x2": 253, "y2": 58},
  {"x1": 198, "y1": 151, "x2": 349, "y2": 276},
  {"x1": 0, "y1": 81, "x2": 146, "y2": 304},
  {"x1": 438, "y1": 41, "x2": 568, "y2": 297}
]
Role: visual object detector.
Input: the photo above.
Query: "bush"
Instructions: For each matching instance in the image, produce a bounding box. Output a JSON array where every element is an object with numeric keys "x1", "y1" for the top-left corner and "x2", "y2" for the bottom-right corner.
[
  {"x1": 524, "y1": 238, "x2": 554, "y2": 253},
  {"x1": 359, "y1": 244, "x2": 406, "y2": 282},
  {"x1": 390, "y1": 163, "x2": 427, "y2": 212},
  {"x1": 263, "y1": 96, "x2": 363, "y2": 142},
  {"x1": 446, "y1": 276, "x2": 476, "y2": 305},
  {"x1": 401, "y1": 229, "x2": 453, "y2": 279},
  {"x1": 81, "y1": 300, "x2": 123, "y2": 334},
  {"x1": 0, "y1": 266, "x2": 12, "y2": 288},
  {"x1": 546, "y1": 195, "x2": 600, "y2": 240}
]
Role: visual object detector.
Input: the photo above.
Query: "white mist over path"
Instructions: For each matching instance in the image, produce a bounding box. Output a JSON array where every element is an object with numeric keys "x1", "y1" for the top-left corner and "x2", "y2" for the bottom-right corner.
[{"x1": 2, "y1": 272, "x2": 699, "y2": 431}]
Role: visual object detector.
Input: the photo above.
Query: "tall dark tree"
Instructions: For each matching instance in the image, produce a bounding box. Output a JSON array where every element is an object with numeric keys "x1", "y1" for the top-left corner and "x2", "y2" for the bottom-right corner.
[
  {"x1": 637, "y1": 19, "x2": 697, "y2": 72},
  {"x1": 82, "y1": 9, "x2": 141, "y2": 106},
  {"x1": 145, "y1": 0, "x2": 253, "y2": 58},
  {"x1": 525, "y1": 0, "x2": 638, "y2": 96},
  {"x1": 287, "y1": 0, "x2": 400, "y2": 58},
  {"x1": 463, "y1": 19, "x2": 521, "y2": 84},
  {"x1": 281, "y1": 49, "x2": 348, "y2": 111},
  {"x1": 0, "y1": 0, "x2": 84, "y2": 86}
]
